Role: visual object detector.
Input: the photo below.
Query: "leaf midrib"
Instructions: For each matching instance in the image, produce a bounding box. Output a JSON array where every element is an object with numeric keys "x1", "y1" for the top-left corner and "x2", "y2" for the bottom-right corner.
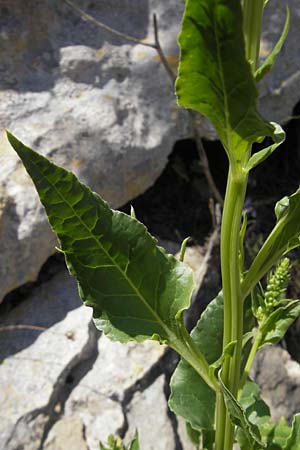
[{"x1": 212, "y1": 1, "x2": 232, "y2": 153}]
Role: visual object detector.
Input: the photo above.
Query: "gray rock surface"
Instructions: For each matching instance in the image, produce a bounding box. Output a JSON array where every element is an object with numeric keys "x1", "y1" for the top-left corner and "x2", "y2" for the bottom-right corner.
[
  {"x1": 125, "y1": 376, "x2": 175, "y2": 450},
  {"x1": 251, "y1": 346, "x2": 300, "y2": 423},
  {"x1": 1, "y1": 0, "x2": 300, "y2": 302},
  {"x1": 259, "y1": 0, "x2": 300, "y2": 124},
  {"x1": 0, "y1": 269, "x2": 94, "y2": 448},
  {"x1": 44, "y1": 417, "x2": 89, "y2": 450}
]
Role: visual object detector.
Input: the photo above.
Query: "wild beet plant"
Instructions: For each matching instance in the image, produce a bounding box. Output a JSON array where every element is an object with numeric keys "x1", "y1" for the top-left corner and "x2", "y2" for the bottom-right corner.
[{"x1": 6, "y1": 0, "x2": 300, "y2": 449}]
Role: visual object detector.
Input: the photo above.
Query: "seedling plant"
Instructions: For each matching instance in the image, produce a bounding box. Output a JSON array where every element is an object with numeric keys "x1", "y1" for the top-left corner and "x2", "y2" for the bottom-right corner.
[{"x1": 6, "y1": 0, "x2": 300, "y2": 449}]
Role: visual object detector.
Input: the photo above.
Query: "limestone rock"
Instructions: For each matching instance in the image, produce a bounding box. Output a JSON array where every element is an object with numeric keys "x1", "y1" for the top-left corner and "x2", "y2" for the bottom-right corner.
[
  {"x1": 251, "y1": 346, "x2": 300, "y2": 422},
  {"x1": 63, "y1": 335, "x2": 166, "y2": 450},
  {"x1": 43, "y1": 416, "x2": 88, "y2": 450},
  {"x1": 0, "y1": 269, "x2": 93, "y2": 448},
  {"x1": 259, "y1": 0, "x2": 300, "y2": 124},
  {"x1": 125, "y1": 375, "x2": 175, "y2": 450}
]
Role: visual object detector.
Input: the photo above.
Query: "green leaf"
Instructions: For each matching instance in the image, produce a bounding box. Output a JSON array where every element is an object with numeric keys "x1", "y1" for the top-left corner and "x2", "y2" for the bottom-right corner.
[
  {"x1": 128, "y1": 432, "x2": 139, "y2": 450},
  {"x1": 238, "y1": 383, "x2": 294, "y2": 450},
  {"x1": 180, "y1": 236, "x2": 190, "y2": 262},
  {"x1": 7, "y1": 131, "x2": 195, "y2": 345},
  {"x1": 237, "y1": 381, "x2": 271, "y2": 450},
  {"x1": 275, "y1": 196, "x2": 290, "y2": 221},
  {"x1": 176, "y1": 0, "x2": 273, "y2": 158},
  {"x1": 259, "y1": 300, "x2": 300, "y2": 347},
  {"x1": 169, "y1": 360, "x2": 216, "y2": 431},
  {"x1": 239, "y1": 381, "x2": 270, "y2": 421},
  {"x1": 169, "y1": 292, "x2": 224, "y2": 430},
  {"x1": 284, "y1": 414, "x2": 300, "y2": 450},
  {"x1": 242, "y1": 188, "x2": 300, "y2": 299},
  {"x1": 255, "y1": 8, "x2": 290, "y2": 82},
  {"x1": 259, "y1": 417, "x2": 292, "y2": 450},
  {"x1": 245, "y1": 123, "x2": 286, "y2": 172},
  {"x1": 219, "y1": 375, "x2": 265, "y2": 448},
  {"x1": 202, "y1": 430, "x2": 215, "y2": 450}
]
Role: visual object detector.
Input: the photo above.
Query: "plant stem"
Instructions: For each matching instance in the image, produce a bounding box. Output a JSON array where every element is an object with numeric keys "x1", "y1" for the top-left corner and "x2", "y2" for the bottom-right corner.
[
  {"x1": 214, "y1": 3, "x2": 265, "y2": 449},
  {"x1": 215, "y1": 164, "x2": 248, "y2": 450},
  {"x1": 239, "y1": 328, "x2": 263, "y2": 391}
]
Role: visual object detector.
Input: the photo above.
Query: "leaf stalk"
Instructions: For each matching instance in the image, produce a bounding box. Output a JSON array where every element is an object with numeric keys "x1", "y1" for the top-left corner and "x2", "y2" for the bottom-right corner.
[{"x1": 173, "y1": 321, "x2": 220, "y2": 393}]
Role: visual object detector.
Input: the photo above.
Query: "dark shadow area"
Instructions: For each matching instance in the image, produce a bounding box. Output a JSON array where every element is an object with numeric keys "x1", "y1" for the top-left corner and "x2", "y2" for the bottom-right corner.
[
  {"x1": 0, "y1": 0, "x2": 149, "y2": 91},
  {"x1": 122, "y1": 138, "x2": 224, "y2": 245},
  {"x1": 246, "y1": 100, "x2": 300, "y2": 243}
]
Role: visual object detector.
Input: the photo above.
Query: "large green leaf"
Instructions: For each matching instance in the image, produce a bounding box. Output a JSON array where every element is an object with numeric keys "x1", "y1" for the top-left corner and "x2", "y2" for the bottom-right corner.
[
  {"x1": 169, "y1": 292, "x2": 224, "y2": 430},
  {"x1": 242, "y1": 189, "x2": 300, "y2": 299},
  {"x1": 7, "y1": 132, "x2": 194, "y2": 345},
  {"x1": 176, "y1": 0, "x2": 274, "y2": 158}
]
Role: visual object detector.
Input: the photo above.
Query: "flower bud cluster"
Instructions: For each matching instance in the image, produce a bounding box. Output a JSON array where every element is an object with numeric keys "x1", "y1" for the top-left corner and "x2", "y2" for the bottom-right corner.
[{"x1": 265, "y1": 258, "x2": 291, "y2": 310}]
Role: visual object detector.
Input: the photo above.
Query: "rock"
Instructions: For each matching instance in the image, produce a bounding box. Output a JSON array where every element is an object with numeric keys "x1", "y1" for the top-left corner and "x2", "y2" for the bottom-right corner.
[
  {"x1": 64, "y1": 396, "x2": 124, "y2": 450},
  {"x1": 63, "y1": 335, "x2": 166, "y2": 450},
  {"x1": 251, "y1": 346, "x2": 300, "y2": 422},
  {"x1": 43, "y1": 416, "x2": 88, "y2": 450},
  {"x1": 259, "y1": 0, "x2": 300, "y2": 124},
  {"x1": 125, "y1": 375, "x2": 175, "y2": 450},
  {"x1": 0, "y1": 269, "x2": 95, "y2": 449},
  {"x1": 1, "y1": 0, "x2": 300, "y2": 303}
]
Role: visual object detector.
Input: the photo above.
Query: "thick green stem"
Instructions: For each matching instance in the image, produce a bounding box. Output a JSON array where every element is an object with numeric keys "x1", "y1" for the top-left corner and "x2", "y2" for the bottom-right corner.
[{"x1": 215, "y1": 165, "x2": 248, "y2": 450}]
